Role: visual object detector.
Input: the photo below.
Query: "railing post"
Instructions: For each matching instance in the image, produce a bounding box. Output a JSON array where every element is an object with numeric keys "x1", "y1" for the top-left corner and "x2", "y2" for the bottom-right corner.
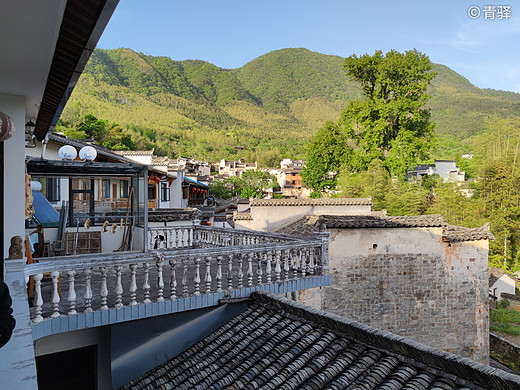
[
  {"x1": 205, "y1": 256, "x2": 212, "y2": 293},
  {"x1": 143, "y1": 261, "x2": 151, "y2": 304},
  {"x1": 265, "y1": 252, "x2": 272, "y2": 283},
  {"x1": 194, "y1": 257, "x2": 201, "y2": 295},
  {"x1": 83, "y1": 269, "x2": 92, "y2": 314},
  {"x1": 169, "y1": 258, "x2": 177, "y2": 299},
  {"x1": 257, "y1": 252, "x2": 263, "y2": 285},
  {"x1": 129, "y1": 264, "x2": 138, "y2": 306},
  {"x1": 99, "y1": 266, "x2": 108, "y2": 311},
  {"x1": 216, "y1": 256, "x2": 223, "y2": 292},
  {"x1": 227, "y1": 254, "x2": 233, "y2": 291},
  {"x1": 67, "y1": 270, "x2": 77, "y2": 315},
  {"x1": 275, "y1": 250, "x2": 282, "y2": 282},
  {"x1": 156, "y1": 253, "x2": 165, "y2": 302},
  {"x1": 316, "y1": 232, "x2": 330, "y2": 275},
  {"x1": 247, "y1": 252, "x2": 254, "y2": 287},
  {"x1": 114, "y1": 265, "x2": 123, "y2": 309},
  {"x1": 33, "y1": 273, "x2": 44, "y2": 323}
]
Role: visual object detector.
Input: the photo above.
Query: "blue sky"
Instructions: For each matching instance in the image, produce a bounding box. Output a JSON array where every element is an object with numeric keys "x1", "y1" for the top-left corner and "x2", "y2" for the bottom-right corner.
[{"x1": 98, "y1": 1, "x2": 520, "y2": 92}]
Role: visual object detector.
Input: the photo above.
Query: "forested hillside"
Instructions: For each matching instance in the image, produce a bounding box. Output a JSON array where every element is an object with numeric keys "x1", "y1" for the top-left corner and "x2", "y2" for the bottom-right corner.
[{"x1": 59, "y1": 47, "x2": 520, "y2": 167}]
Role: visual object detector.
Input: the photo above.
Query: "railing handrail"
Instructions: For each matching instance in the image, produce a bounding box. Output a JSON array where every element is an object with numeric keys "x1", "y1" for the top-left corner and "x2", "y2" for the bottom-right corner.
[
  {"x1": 150, "y1": 225, "x2": 309, "y2": 242},
  {"x1": 24, "y1": 240, "x2": 324, "y2": 276}
]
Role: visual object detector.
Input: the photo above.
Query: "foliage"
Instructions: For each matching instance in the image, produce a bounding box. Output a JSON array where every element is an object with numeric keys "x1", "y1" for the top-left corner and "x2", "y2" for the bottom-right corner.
[
  {"x1": 337, "y1": 159, "x2": 389, "y2": 210},
  {"x1": 340, "y1": 50, "x2": 436, "y2": 178},
  {"x1": 301, "y1": 121, "x2": 350, "y2": 197},
  {"x1": 60, "y1": 47, "x2": 520, "y2": 167},
  {"x1": 208, "y1": 179, "x2": 234, "y2": 200},
  {"x1": 209, "y1": 171, "x2": 278, "y2": 199},
  {"x1": 490, "y1": 307, "x2": 520, "y2": 337},
  {"x1": 230, "y1": 170, "x2": 278, "y2": 199}
]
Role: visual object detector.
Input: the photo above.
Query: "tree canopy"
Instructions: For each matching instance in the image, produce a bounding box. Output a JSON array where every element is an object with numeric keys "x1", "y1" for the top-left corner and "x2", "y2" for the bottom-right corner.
[
  {"x1": 341, "y1": 49, "x2": 436, "y2": 178},
  {"x1": 301, "y1": 121, "x2": 350, "y2": 197}
]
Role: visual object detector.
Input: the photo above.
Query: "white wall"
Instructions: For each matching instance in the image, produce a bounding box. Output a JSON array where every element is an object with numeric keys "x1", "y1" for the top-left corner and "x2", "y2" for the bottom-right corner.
[
  {"x1": 236, "y1": 204, "x2": 371, "y2": 232},
  {"x1": 490, "y1": 275, "x2": 516, "y2": 299},
  {"x1": 1, "y1": 93, "x2": 26, "y2": 260}
]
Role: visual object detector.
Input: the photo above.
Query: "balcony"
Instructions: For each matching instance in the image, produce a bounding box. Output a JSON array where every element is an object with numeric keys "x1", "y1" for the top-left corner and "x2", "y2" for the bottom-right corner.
[{"x1": 9, "y1": 226, "x2": 331, "y2": 341}]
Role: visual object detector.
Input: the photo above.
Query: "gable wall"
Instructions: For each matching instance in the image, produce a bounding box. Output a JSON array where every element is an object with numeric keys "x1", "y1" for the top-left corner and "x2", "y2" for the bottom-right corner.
[{"x1": 311, "y1": 227, "x2": 489, "y2": 363}]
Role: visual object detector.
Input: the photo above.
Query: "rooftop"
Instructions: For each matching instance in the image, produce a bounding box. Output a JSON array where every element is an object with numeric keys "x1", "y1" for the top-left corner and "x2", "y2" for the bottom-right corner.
[
  {"x1": 120, "y1": 291, "x2": 520, "y2": 390},
  {"x1": 276, "y1": 215, "x2": 495, "y2": 242},
  {"x1": 250, "y1": 198, "x2": 372, "y2": 207}
]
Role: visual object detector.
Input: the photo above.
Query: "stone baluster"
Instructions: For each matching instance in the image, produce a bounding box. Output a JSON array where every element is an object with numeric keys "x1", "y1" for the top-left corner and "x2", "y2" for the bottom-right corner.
[
  {"x1": 283, "y1": 250, "x2": 290, "y2": 281},
  {"x1": 100, "y1": 267, "x2": 108, "y2": 311},
  {"x1": 227, "y1": 254, "x2": 234, "y2": 291},
  {"x1": 293, "y1": 249, "x2": 299, "y2": 279},
  {"x1": 300, "y1": 249, "x2": 306, "y2": 278},
  {"x1": 175, "y1": 228, "x2": 180, "y2": 248},
  {"x1": 143, "y1": 262, "x2": 151, "y2": 304},
  {"x1": 33, "y1": 273, "x2": 44, "y2": 323},
  {"x1": 129, "y1": 264, "x2": 138, "y2": 306},
  {"x1": 67, "y1": 270, "x2": 77, "y2": 315},
  {"x1": 194, "y1": 257, "x2": 201, "y2": 295},
  {"x1": 247, "y1": 252, "x2": 254, "y2": 287},
  {"x1": 50, "y1": 271, "x2": 61, "y2": 318},
  {"x1": 114, "y1": 265, "x2": 123, "y2": 308},
  {"x1": 237, "y1": 254, "x2": 244, "y2": 289},
  {"x1": 216, "y1": 256, "x2": 223, "y2": 292},
  {"x1": 150, "y1": 230, "x2": 156, "y2": 250},
  {"x1": 169, "y1": 259, "x2": 177, "y2": 299},
  {"x1": 309, "y1": 248, "x2": 315, "y2": 275},
  {"x1": 205, "y1": 256, "x2": 212, "y2": 293},
  {"x1": 275, "y1": 250, "x2": 282, "y2": 282},
  {"x1": 157, "y1": 254, "x2": 165, "y2": 302},
  {"x1": 257, "y1": 252, "x2": 263, "y2": 284},
  {"x1": 84, "y1": 269, "x2": 92, "y2": 314},
  {"x1": 182, "y1": 258, "x2": 189, "y2": 297},
  {"x1": 265, "y1": 252, "x2": 272, "y2": 283}
]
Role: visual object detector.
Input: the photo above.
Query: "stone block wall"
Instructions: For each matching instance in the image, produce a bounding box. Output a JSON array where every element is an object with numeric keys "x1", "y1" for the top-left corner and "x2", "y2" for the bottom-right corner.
[{"x1": 301, "y1": 227, "x2": 490, "y2": 364}]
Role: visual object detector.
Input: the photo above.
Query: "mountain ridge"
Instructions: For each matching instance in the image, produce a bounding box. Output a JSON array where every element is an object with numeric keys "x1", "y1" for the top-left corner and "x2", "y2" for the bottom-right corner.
[{"x1": 59, "y1": 47, "x2": 520, "y2": 165}]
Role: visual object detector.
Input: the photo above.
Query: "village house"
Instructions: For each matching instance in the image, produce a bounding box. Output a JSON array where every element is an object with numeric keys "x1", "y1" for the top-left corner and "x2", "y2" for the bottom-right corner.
[
  {"x1": 219, "y1": 158, "x2": 257, "y2": 177},
  {"x1": 235, "y1": 198, "x2": 494, "y2": 364},
  {"x1": 489, "y1": 267, "x2": 516, "y2": 300},
  {"x1": 407, "y1": 159, "x2": 465, "y2": 183},
  {"x1": 2, "y1": 1, "x2": 520, "y2": 389}
]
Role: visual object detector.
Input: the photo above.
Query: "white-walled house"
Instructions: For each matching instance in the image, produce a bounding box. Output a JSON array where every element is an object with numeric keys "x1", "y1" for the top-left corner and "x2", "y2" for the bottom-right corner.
[{"x1": 489, "y1": 267, "x2": 516, "y2": 300}]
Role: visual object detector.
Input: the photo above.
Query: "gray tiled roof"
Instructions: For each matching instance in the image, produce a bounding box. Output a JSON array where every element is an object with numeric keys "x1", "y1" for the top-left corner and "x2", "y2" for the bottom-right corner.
[
  {"x1": 276, "y1": 215, "x2": 495, "y2": 242},
  {"x1": 148, "y1": 208, "x2": 201, "y2": 222},
  {"x1": 250, "y1": 198, "x2": 372, "y2": 207},
  {"x1": 120, "y1": 292, "x2": 520, "y2": 390}
]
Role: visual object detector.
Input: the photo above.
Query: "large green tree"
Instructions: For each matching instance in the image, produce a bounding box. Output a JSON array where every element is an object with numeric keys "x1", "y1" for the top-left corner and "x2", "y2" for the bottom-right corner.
[
  {"x1": 341, "y1": 49, "x2": 436, "y2": 178},
  {"x1": 301, "y1": 121, "x2": 350, "y2": 197}
]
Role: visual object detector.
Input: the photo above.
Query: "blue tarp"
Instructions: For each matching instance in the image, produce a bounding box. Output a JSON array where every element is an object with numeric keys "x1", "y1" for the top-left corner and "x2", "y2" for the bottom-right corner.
[
  {"x1": 183, "y1": 177, "x2": 208, "y2": 187},
  {"x1": 32, "y1": 191, "x2": 60, "y2": 227}
]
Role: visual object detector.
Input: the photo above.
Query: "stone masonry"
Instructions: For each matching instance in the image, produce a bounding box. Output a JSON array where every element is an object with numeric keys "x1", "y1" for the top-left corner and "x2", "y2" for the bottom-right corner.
[{"x1": 280, "y1": 215, "x2": 493, "y2": 364}]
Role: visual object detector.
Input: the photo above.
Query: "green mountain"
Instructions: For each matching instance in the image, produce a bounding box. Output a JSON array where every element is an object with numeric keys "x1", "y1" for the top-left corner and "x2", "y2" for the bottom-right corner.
[{"x1": 59, "y1": 47, "x2": 520, "y2": 166}]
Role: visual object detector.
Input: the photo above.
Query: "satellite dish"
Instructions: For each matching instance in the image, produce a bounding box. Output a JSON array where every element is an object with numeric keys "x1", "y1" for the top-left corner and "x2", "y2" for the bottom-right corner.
[
  {"x1": 58, "y1": 145, "x2": 77, "y2": 161},
  {"x1": 79, "y1": 146, "x2": 97, "y2": 161}
]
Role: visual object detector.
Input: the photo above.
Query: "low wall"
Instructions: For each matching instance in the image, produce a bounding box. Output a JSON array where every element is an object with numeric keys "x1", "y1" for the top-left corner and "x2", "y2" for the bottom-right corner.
[{"x1": 490, "y1": 332, "x2": 520, "y2": 371}]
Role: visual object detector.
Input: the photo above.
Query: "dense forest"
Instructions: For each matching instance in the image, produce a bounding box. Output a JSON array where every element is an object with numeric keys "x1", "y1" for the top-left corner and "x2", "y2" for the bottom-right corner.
[{"x1": 59, "y1": 47, "x2": 520, "y2": 170}]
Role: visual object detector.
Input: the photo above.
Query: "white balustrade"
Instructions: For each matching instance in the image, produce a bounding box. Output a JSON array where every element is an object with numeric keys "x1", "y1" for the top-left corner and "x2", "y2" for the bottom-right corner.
[{"x1": 25, "y1": 229, "x2": 327, "y2": 324}]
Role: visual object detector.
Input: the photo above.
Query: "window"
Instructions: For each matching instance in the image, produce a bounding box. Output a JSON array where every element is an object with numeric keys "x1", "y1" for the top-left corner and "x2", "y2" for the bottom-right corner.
[
  {"x1": 161, "y1": 182, "x2": 170, "y2": 202},
  {"x1": 101, "y1": 179, "x2": 110, "y2": 199},
  {"x1": 120, "y1": 180, "x2": 129, "y2": 198},
  {"x1": 46, "y1": 177, "x2": 60, "y2": 202},
  {"x1": 32, "y1": 176, "x2": 61, "y2": 202}
]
